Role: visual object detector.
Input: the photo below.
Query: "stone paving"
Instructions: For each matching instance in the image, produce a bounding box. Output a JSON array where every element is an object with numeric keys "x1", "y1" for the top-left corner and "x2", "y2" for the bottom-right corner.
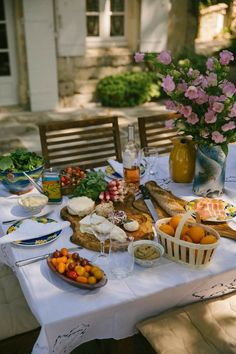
[{"x1": 0, "y1": 101, "x2": 167, "y2": 156}]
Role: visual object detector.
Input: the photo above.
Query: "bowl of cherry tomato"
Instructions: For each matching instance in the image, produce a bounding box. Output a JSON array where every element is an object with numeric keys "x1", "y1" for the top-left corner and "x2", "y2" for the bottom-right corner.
[{"x1": 60, "y1": 166, "x2": 86, "y2": 196}]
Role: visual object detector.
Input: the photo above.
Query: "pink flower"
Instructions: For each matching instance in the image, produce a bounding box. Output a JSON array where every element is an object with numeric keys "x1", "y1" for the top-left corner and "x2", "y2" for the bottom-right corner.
[
  {"x1": 185, "y1": 86, "x2": 199, "y2": 99},
  {"x1": 187, "y1": 68, "x2": 200, "y2": 78},
  {"x1": 157, "y1": 50, "x2": 172, "y2": 65},
  {"x1": 180, "y1": 105, "x2": 192, "y2": 117},
  {"x1": 206, "y1": 72, "x2": 217, "y2": 87},
  {"x1": 162, "y1": 75, "x2": 175, "y2": 92},
  {"x1": 134, "y1": 52, "x2": 145, "y2": 63},
  {"x1": 212, "y1": 102, "x2": 224, "y2": 113},
  {"x1": 165, "y1": 100, "x2": 177, "y2": 110},
  {"x1": 205, "y1": 110, "x2": 217, "y2": 124},
  {"x1": 219, "y1": 50, "x2": 234, "y2": 65},
  {"x1": 195, "y1": 90, "x2": 208, "y2": 104},
  {"x1": 165, "y1": 119, "x2": 175, "y2": 129},
  {"x1": 212, "y1": 131, "x2": 225, "y2": 143},
  {"x1": 187, "y1": 113, "x2": 199, "y2": 125},
  {"x1": 206, "y1": 57, "x2": 215, "y2": 71},
  {"x1": 222, "y1": 121, "x2": 236, "y2": 132},
  {"x1": 229, "y1": 102, "x2": 236, "y2": 117},
  {"x1": 222, "y1": 81, "x2": 236, "y2": 97},
  {"x1": 177, "y1": 81, "x2": 187, "y2": 92}
]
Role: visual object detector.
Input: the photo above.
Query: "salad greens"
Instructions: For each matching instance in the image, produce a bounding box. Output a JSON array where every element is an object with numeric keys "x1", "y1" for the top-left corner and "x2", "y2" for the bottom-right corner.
[
  {"x1": 73, "y1": 170, "x2": 107, "y2": 201},
  {"x1": 0, "y1": 148, "x2": 44, "y2": 172}
]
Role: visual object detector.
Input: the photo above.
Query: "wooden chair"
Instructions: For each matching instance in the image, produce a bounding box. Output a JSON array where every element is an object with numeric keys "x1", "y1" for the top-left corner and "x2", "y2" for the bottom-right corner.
[
  {"x1": 138, "y1": 113, "x2": 181, "y2": 154},
  {"x1": 38, "y1": 116, "x2": 122, "y2": 169}
]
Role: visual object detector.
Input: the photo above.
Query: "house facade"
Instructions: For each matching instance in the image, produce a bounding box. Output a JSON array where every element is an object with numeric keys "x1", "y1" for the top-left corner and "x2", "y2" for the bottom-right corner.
[{"x1": 1, "y1": 0, "x2": 191, "y2": 112}]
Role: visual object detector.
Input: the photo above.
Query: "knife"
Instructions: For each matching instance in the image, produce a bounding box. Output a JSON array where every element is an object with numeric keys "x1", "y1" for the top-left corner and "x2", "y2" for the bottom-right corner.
[
  {"x1": 139, "y1": 185, "x2": 159, "y2": 223},
  {"x1": 15, "y1": 246, "x2": 83, "y2": 267}
]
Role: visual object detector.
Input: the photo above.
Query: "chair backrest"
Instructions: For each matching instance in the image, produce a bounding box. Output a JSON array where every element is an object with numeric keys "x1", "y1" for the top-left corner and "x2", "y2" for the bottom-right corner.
[
  {"x1": 138, "y1": 113, "x2": 181, "y2": 154},
  {"x1": 38, "y1": 116, "x2": 122, "y2": 169}
]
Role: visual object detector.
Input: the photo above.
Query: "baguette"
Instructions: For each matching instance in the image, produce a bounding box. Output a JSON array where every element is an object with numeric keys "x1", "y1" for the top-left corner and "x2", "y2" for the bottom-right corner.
[{"x1": 145, "y1": 181, "x2": 187, "y2": 216}]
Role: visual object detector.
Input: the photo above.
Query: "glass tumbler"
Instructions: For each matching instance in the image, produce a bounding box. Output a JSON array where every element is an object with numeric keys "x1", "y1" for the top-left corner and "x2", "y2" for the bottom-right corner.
[{"x1": 109, "y1": 238, "x2": 134, "y2": 279}]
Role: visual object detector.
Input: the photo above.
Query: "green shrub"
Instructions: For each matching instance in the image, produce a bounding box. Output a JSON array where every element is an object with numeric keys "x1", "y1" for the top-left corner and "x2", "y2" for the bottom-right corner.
[{"x1": 96, "y1": 72, "x2": 161, "y2": 107}]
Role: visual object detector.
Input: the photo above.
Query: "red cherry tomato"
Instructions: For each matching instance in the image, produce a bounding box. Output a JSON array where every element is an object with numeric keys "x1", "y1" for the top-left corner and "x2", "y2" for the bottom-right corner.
[{"x1": 67, "y1": 270, "x2": 77, "y2": 280}]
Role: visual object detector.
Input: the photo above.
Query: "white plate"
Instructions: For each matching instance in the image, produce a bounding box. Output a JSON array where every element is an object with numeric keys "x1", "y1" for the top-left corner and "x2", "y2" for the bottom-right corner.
[
  {"x1": 0, "y1": 200, "x2": 54, "y2": 224},
  {"x1": 7, "y1": 217, "x2": 61, "y2": 247}
]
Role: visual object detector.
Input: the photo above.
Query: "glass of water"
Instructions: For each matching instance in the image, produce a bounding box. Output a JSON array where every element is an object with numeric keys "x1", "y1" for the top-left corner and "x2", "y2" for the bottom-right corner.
[{"x1": 109, "y1": 238, "x2": 134, "y2": 279}]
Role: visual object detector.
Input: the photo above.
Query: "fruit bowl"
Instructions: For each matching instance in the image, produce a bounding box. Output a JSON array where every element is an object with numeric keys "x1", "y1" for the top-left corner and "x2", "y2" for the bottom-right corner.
[
  {"x1": 128, "y1": 240, "x2": 164, "y2": 267},
  {"x1": 0, "y1": 164, "x2": 44, "y2": 194}
]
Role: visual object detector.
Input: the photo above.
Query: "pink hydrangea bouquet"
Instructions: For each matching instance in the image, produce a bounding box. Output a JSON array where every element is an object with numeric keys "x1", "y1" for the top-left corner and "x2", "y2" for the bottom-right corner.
[{"x1": 134, "y1": 50, "x2": 236, "y2": 154}]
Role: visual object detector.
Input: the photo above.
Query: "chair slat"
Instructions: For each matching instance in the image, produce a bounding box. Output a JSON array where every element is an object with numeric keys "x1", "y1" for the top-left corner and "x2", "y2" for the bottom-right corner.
[
  {"x1": 138, "y1": 113, "x2": 181, "y2": 154},
  {"x1": 38, "y1": 116, "x2": 122, "y2": 168}
]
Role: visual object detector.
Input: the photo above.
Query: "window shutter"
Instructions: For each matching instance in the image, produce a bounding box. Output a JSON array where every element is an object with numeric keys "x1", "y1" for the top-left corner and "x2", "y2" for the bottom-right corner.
[
  {"x1": 140, "y1": 0, "x2": 170, "y2": 52},
  {"x1": 56, "y1": 0, "x2": 86, "y2": 56},
  {"x1": 23, "y1": 0, "x2": 58, "y2": 111}
]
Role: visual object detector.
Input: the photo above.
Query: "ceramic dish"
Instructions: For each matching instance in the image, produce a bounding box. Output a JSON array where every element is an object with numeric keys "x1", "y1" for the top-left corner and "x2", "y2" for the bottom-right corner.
[
  {"x1": 128, "y1": 240, "x2": 164, "y2": 267},
  {"x1": 186, "y1": 198, "x2": 236, "y2": 222},
  {"x1": 47, "y1": 257, "x2": 108, "y2": 290},
  {"x1": 18, "y1": 193, "x2": 48, "y2": 214},
  {"x1": 105, "y1": 164, "x2": 145, "y2": 180},
  {"x1": 7, "y1": 217, "x2": 61, "y2": 247}
]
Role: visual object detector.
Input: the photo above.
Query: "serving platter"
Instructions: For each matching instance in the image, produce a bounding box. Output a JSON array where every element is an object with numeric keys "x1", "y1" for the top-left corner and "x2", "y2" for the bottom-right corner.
[
  {"x1": 47, "y1": 257, "x2": 107, "y2": 290},
  {"x1": 7, "y1": 216, "x2": 61, "y2": 247},
  {"x1": 186, "y1": 198, "x2": 236, "y2": 222}
]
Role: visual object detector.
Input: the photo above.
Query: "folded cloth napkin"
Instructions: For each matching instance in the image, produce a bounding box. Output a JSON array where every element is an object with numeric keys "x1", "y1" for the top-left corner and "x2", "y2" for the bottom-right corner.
[
  {"x1": 107, "y1": 159, "x2": 123, "y2": 178},
  {"x1": 0, "y1": 220, "x2": 70, "y2": 244}
]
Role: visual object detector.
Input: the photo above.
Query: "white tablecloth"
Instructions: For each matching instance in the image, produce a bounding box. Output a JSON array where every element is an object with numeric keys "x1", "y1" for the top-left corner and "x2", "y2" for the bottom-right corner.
[{"x1": 0, "y1": 145, "x2": 236, "y2": 354}]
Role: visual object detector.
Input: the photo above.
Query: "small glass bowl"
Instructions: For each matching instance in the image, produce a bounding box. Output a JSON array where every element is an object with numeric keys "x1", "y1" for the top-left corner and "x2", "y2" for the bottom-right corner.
[{"x1": 18, "y1": 193, "x2": 48, "y2": 214}]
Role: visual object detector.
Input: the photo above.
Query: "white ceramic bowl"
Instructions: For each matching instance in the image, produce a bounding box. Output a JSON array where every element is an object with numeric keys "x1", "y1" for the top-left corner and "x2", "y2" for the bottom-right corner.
[
  {"x1": 18, "y1": 193, "x2": 48, "y2": 214},
  {"x1": 128, "y1": 240, "x2": 164, "y2": 267}
]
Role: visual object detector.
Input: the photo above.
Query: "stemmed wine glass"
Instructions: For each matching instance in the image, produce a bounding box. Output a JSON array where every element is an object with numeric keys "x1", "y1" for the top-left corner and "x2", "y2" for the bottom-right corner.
[
  {"x1": 90, "y1": 212, "x2": 114, "y2": 264},
  {"x1": 142, "y1": 147, "x2": 159, "y2": 180}
]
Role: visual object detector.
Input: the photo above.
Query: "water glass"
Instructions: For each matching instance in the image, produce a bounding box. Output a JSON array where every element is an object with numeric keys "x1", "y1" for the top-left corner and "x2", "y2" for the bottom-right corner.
[
  {"x1": 142, "y1": 147, "x2": 159, "y2": 179},
  {"x1": 109, "y1": 238, "x2": 134, "y2": 279}
]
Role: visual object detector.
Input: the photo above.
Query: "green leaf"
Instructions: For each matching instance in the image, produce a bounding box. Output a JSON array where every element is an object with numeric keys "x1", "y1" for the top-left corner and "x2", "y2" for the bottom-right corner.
[{"x1": 0, "y1": 156, "x2": 14, "y2": 171}]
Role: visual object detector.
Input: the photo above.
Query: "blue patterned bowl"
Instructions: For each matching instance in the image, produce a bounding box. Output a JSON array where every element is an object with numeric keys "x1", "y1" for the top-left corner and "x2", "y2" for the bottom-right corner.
[{"x1": 0, "y1": 164, "x2": 44, "y2": 194}]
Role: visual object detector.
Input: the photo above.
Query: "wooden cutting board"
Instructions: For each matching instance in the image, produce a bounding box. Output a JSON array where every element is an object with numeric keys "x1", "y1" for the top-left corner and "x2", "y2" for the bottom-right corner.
[
  {"x1": 60, "y1": 195, "x2": 154, "y2": 252},
  {"x1": 132, "y1": 184, "x2": 236, "y2": 241}
]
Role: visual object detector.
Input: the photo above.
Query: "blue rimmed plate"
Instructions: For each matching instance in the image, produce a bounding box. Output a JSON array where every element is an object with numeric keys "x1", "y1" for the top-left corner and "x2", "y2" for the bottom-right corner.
[{"x1": 7, "y1": 216, "x2": 61, "y2": 247}]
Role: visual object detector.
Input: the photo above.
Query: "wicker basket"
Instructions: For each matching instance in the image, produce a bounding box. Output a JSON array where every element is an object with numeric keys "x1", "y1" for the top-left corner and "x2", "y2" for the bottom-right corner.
[{"x1": 155, "y1": 212, "x2": 220, "y2": 268}]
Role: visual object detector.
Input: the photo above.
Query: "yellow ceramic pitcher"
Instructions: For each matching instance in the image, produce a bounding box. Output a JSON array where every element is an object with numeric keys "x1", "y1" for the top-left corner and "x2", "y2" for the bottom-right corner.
[{"x1": 169, "y1": 137, "x2": 196, "y2": 183}]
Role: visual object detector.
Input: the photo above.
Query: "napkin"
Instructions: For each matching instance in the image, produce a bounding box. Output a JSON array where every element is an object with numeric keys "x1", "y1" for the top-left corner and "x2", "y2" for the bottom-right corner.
[
  {"x1": 0, "y1": 219, "x2": 70, "y2": 244},
  {"x1": 107, "y1": 159, "x2": 123, "y2": 178}
]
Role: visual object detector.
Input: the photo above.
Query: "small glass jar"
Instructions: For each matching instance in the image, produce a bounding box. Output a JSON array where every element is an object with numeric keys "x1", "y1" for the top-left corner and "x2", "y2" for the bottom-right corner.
[{"x1": 42, "y1": 168, "x2": 62, "y2": 204}]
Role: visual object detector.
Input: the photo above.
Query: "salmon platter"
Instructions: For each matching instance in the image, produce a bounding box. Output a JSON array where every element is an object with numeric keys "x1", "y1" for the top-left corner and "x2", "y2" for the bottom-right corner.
[{"x1": 186, "y1": 198, "x2": 236, "y2": 222}]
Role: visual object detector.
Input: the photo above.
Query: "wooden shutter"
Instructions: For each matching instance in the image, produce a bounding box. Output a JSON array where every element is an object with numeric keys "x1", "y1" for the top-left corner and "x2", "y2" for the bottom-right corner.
[
  {"x1": 23, "y1": 0, "x2": 58, "y2": 111},
  {"x1": 56, "y1": 0, "x2": 86, "y2": 56},
  {"x1": 140, "y1": 0, "x2": 170, "y2": 52}
]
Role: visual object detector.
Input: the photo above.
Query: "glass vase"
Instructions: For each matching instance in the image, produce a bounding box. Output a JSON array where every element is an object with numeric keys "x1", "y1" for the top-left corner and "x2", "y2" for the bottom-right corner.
[
  {"x1": 193, "y1": 144, "x2": 227, "y2": 198},
  {"x1": 169, "y1": 137, "x2": 196, "y2": 183}
]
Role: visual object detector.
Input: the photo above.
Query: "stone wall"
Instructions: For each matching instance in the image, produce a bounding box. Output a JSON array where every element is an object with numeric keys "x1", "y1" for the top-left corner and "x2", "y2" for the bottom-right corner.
[{"x1": 198, "y1": 3, "x2": 228, "y2": 42}]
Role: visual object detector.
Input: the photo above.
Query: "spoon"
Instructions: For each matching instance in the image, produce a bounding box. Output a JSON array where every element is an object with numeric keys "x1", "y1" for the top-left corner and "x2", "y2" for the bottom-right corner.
[{"x1": 23, "y1": 172, "x2": 44, "y2": 194}]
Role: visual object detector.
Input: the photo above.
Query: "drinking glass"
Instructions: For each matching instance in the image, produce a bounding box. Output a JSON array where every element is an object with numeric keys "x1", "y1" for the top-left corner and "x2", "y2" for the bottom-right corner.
[
  {"x1": 109, "y1": 237, "x2": 134, "y2": 279},
  {"x1": 90, "y1": 212, "x2": 114, "y2": 264},
  {"x1": 142, "y1": 147, "x2": 159, "y2": 179}
]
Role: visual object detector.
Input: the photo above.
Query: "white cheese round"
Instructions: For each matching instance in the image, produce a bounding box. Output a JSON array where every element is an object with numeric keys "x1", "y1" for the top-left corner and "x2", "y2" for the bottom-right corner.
[
  {"x1": 67, "y1": 197, "x2": 95, "y2": 217},
  {"x1": 123, "y1": 220, "x2": 139, "y2": 232}
]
